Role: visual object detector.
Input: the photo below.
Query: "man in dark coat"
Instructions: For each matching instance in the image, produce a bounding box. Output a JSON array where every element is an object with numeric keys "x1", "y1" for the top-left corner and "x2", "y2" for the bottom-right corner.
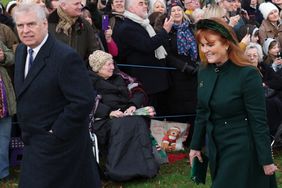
[
  {"x1": 117, "y1": 0, "x2": 174, "y2": 114},
  {"x1": 48, "y1": 0, "x2": 100, "y2": 62},
  {"x1": 13, "y1": 3, "x2": 101, "y2": 188}
]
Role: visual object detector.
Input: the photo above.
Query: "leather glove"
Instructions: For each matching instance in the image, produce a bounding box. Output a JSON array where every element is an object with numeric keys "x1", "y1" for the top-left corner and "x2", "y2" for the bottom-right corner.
[{"x1": 182, "y1": 63, "x2": 198, "y2": 75}]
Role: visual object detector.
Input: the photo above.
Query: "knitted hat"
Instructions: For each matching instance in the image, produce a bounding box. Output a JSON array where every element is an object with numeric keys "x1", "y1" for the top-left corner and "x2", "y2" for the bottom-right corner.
[
  {"x1": 88, "y1": 50, "x2": 113, "y2": 72},
  {"x1": 168, "y1": 0, "x2": 184, "y2": 10},
  {"x1": 262, "y1": 38, "x2": 276, "y2": 55},
  {"x1": 6, "y1": 1, "x2": 17, "y2": 14},
  {"x1": 259, "y1": 2, "x2": 278, "y2": 20}
]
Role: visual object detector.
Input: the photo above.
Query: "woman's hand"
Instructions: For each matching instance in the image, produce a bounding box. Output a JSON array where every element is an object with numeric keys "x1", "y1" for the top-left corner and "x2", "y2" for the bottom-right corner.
[
  {"x1": 189, "y1": 149, "x2": 203, "y2": 164},
  {"x1": 263, "y1": 164, "x2": 278, "y2": 176},
  {"x1": 240, "y1": 34, "x2": 250, "y2": 45},
  {"x1": 105, "y1": 26, "x2": 113, "y2": 43},
  {"x1": 124, "y1": 106, "x2": 136, "y2": 116},
  {"x1": 163, "y1": 16, "x2": 174, "y2": 33},
  {"x1": 274, "y1": 57, "x2": 282, "y2": 65},
  {"x1": 109, "y1": 109, "x2": 124, "y2": 118},
  {"x1": 228, "y1": 15, "x2": 240, "y2": 27},
  {"x1": 144, "y1": 106, "x2": 156, "y2": 117}
]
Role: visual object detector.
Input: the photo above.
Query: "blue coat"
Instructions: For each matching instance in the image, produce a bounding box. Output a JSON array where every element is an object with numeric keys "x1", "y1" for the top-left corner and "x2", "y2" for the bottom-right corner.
[
  {"x1": 14, "y1": 35, "x2": 101, "y2": 188},
  {"x1": 190, "y1": 61, "x2": 276, "y2": 188}
]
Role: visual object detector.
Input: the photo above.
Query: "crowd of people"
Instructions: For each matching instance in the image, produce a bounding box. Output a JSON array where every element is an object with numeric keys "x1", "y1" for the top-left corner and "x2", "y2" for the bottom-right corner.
[{"x1": 0, "y1": 0, "x2": 281, "y2": 187}]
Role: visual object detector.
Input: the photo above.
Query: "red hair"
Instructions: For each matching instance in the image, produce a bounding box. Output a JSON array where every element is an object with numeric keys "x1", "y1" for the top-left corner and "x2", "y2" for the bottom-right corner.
[{"x1": 195, "y1": 18, "x2": 253, "y2": 67}]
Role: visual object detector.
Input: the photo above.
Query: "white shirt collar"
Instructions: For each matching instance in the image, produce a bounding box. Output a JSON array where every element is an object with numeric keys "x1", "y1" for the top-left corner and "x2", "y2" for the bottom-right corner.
[
  {"x1": 27, "y1": 33, "x2": 49, "y2": 57},
  {"x1": 25, "y1": 34, "x2": 49, "y2": 77}
]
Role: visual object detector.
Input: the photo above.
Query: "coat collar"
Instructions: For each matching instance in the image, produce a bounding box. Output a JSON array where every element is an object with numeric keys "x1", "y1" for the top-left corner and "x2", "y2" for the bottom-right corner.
[
  {"x1": 198, "y1": 60, "x2": 232, "y2": 109},
  {"x1": 15, "y1": 34, "x2": 55, "y2": 98}
]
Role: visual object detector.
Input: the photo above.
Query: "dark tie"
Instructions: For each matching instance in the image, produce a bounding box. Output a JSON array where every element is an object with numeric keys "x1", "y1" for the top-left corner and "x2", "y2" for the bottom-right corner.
[{"x1": 28, "y1": 48, "x2": 34, "y2": 71}]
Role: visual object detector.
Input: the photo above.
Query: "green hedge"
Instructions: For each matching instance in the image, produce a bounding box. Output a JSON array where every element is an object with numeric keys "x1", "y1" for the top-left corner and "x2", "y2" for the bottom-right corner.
[{"x1": 1, "y1": 0, "x2": 10, "y2": 6}]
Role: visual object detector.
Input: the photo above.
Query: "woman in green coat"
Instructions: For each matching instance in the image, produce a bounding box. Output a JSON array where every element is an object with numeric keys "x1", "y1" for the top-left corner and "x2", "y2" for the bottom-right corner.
[{"x1": 189, "y1": 18, "x2": 278, "y2": 188}]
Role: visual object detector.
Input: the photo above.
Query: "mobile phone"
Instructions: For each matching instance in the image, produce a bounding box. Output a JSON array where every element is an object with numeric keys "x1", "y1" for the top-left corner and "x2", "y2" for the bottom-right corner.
[
  {"x1": 246, "y1": 27, "x2": 249, "y2": 35},
  {"x1": 102, "y1": 15, "x2": 109, "y2": 31},
  {"x1": 101, "y1": 0, "x2": 107, "y2": 5},
  {"x1": 166, "y1": 11, "x2": 171, "y2": 20}
]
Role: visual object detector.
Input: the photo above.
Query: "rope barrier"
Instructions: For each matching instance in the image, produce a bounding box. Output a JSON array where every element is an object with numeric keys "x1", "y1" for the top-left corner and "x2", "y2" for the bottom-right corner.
[
  {"x1": 117, "y1": 64, "x2": 177, "y2": 70},
  {"x1": 11, "y1": 114, "x2": 196, "y2": 125},
  {"x1": 153, "y1": 114, "x2": 196, "y2": 119}
]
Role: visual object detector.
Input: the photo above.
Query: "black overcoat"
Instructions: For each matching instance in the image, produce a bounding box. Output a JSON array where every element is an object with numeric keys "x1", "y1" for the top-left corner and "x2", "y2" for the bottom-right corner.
[
  {"x1": 90, "y1": 72, "x2": 159, "y2": 181},
  {"x1": 117, "y1": 18, "x2": 170, "y2": 95},
  {"x1": 165, "y1": 27, "x2": 198, "y2": 117},
  {"x1": 14, "y1": 35, "x2": 101, "y2": 188}
]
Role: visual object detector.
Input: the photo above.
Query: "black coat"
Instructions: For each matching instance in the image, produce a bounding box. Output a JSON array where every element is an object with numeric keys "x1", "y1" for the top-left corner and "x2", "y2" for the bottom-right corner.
[
  {"x1": 165, "y1": 28, "x2": 198, "y2": 118},
  {"x1": 14, "y1": 35, "x2": 101, "y2": 188},
  {"x1": 259, "y1": 62, "x2": 282, "y2": 135},
  {"x1": 90, "y1": 71, "x2": 145, "y2": 146},
  {"x1": 90, "y1": 72, "x2": 159, "y2": 181},
  {"x1": 48, "y1": 11, "x2": 100, "y2": 62},
  {"x1": 117, "y1": 18, "x2": 170, "y2": 95}
]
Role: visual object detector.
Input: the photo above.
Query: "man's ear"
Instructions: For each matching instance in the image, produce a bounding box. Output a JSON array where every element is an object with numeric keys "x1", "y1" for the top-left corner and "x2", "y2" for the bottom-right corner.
[
  {"x1": 60, "y1": 2, "x2": 66, "y2": 10},
  {"x1": 127, "y1": 7, "x2": 134, "y2": 13}
]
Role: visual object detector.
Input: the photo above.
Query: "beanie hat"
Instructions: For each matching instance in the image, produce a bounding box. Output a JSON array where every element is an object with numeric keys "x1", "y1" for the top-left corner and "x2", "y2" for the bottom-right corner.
[
  {"x1": 168, "y1": 0, "x2": 184, "y2": 10},
  {"x1": 88, "y1": 50, "x2": 113, "y2": 72},
  {"x1": 259, "y1": 2, "x2": 278, "y2": 20},
  {"x1": 6, "y1": 1, "x2": 17, "y2": 14},
  {"x1": 263, "y1": 38, "x2": 276, "y2": 55}
]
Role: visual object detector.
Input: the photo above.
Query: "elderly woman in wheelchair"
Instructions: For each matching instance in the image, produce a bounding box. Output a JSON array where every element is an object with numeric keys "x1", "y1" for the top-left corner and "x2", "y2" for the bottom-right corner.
[{"x1": 88, "y1": 50, "x2": 158, "y2": 181}]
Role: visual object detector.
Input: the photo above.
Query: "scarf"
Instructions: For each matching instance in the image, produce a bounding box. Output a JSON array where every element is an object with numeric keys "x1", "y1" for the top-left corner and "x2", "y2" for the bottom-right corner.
[
  {"x1": 56, "y1": 6, "x2": 78, "y2": 36},
  {"x1": 173, "y1": 21, "x2": 198, "y2": 61},
  {"x1": 123, "y1": 10, "x2": 167, "y2": 60},
  {"x1": 0, "y1": 75, "x2": 8, "y2": 118}
]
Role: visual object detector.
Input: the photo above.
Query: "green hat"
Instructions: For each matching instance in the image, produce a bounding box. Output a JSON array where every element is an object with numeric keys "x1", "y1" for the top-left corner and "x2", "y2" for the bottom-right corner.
[{"x1": 196, "y1": 19, "x2": 237, "y2": 45}]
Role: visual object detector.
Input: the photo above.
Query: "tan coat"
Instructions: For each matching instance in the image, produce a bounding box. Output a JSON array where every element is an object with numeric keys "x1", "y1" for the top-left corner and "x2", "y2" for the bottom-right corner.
[
  {"x1": 0, "y1": 23, "x2": 18, "y2": 51},
  {"x1": 0, "y1": 41, "x2": 16, "y2": 116},
  {"x1": 259, "y1": 19, "x2": 282, "y2": 47}
]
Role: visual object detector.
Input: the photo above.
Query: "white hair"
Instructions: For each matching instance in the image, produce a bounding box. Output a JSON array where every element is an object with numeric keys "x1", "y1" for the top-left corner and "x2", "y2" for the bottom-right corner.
[
  {"x1": 125, "y1": 0, "x2": 136, "y2": 10},
  {"x1": 245, "y1": 42, "x2": 264, "y2": 62},
  {"x1": 13, "y1": 2, "x2": 47, "y2": 22},
  {"x1": 148, "y1": 0, "x2": 166, "y2": 15}
]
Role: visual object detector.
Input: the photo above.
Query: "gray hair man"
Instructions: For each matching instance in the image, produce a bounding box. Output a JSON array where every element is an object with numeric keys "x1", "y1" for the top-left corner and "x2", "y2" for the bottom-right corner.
[
  {"x1": 116, "y1": 0, "x2": 174, "y2": 114},
  {"x1": 13, "y1": 3, "x2": 100, "y2": 187},
  {"x1": 48, "y1": 0, "x2": 100, "y2": 62}
]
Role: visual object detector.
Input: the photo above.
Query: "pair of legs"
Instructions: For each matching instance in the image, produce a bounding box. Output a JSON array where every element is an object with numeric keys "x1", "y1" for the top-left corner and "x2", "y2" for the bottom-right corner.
[{"x1": 0, "y1": 116, "x2": 12, "y2": 179}]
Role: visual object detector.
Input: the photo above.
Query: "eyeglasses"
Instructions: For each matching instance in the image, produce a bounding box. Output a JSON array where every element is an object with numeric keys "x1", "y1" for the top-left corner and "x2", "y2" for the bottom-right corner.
[{"x1": 246, "y1": 54, "x2": 258, "y2": 58}]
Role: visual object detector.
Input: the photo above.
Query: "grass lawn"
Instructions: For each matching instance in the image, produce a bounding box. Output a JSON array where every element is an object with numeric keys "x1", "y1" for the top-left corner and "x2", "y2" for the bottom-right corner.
[{"x1": 1, "y1": 148, "x2": 282, "y2": 188}]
